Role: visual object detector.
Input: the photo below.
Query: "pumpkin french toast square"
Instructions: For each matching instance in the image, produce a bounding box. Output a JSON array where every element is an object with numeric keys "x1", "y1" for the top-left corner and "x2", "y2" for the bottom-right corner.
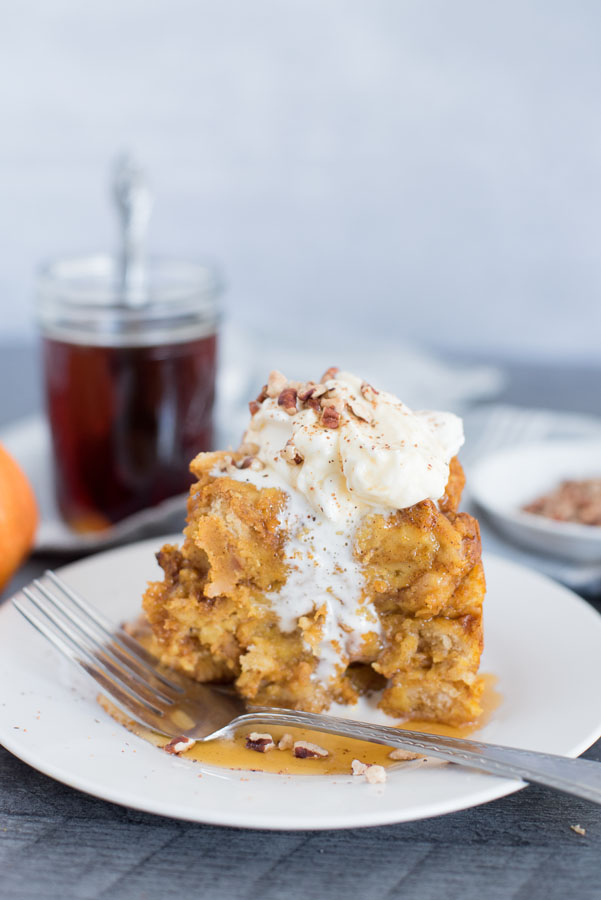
[{"x1": 143, "y1": 368, "x2": 485, "y2": 726}]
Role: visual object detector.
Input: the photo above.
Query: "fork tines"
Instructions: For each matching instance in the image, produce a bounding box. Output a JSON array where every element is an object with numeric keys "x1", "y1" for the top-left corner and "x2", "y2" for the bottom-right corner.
[{"x1": 12, "y1": 571, "x2": 183, "y2": 728}]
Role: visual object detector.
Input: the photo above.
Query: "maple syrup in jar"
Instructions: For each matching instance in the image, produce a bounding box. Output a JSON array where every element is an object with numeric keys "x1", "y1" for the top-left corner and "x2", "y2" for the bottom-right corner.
[{"x1": 37, "y1": 256, "x2": 221, "y2": 532}]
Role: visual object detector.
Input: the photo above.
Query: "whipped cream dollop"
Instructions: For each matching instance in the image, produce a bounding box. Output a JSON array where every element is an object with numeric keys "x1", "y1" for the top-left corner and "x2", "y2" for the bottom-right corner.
[
  {"x1": 218, "y1": 369, "x2": 465, "y2": 691},
  {"x1": 243, "y1": 369, "x2": 464, "y2": 525}
]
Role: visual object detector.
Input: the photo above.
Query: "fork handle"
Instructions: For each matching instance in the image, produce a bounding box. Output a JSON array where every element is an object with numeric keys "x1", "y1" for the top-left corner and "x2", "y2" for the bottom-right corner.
[{"x1": 233, "y1": 710, "x2": 601, "y2": 804}]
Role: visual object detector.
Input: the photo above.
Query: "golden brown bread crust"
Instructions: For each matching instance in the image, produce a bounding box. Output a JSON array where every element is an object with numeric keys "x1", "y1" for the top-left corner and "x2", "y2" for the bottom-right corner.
[
  {"x1": 438, "y1": 456, "x2": 466, "y2": 518},
  {"x1": 142, "y1": 452, "x2": 485, "y2": 725}
]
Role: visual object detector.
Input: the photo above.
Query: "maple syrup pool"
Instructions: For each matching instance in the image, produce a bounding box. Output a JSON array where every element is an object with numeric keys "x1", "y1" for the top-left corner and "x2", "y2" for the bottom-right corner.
[{"x1": 99, "y1": 675, "x2": 500, "y2": 776}]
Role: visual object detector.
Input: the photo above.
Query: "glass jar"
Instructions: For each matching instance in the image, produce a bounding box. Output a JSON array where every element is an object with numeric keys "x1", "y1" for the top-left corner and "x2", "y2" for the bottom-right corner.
[{"x1": 36, "y1": 254, "x2": 221, "y2": 533}]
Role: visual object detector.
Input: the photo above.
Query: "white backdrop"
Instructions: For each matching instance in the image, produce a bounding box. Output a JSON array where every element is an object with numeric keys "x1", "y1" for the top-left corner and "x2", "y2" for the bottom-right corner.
[{"x1": 1, "y1": 0, "x2": 601, "y2": 361}]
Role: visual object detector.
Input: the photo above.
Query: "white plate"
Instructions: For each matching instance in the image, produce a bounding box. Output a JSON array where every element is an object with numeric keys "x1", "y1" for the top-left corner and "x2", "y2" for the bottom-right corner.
[
  {"x1": 471, "y1": 441, "x2": 601, "y2": 563},
  {"x1": 1, "y1": 540, "x2": 601, "y2": 830}
]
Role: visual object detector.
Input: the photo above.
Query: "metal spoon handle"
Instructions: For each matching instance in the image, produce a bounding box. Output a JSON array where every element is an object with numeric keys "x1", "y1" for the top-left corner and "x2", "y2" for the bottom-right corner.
[
  {"x1": 112, "y1": 154, "x2": 153, "y2": 306},
  {"x1": 233, "y1": 710, "x2": 601, "y2": 804}
]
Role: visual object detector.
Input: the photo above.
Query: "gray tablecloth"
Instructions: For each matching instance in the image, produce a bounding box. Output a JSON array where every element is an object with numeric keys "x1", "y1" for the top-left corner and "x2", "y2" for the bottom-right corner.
[{"x1": 1, "y1": 344, "x2": 600, "y2": 900}]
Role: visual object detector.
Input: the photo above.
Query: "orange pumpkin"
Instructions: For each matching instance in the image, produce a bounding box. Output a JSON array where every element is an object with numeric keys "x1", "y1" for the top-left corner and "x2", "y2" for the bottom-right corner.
[{"x1": 0, "y1": 443, "x2": 38, "y2": 591}]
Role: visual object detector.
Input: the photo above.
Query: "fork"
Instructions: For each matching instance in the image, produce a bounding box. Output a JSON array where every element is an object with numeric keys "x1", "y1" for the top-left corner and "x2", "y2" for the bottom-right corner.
[{"x1": 12, "y1": 571, "x2": 601, "y2": 804}]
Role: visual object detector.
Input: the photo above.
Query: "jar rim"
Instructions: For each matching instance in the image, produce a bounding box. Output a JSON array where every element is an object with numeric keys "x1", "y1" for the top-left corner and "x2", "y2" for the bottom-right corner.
[
  {"x1": 37, "y1": 252, "x2": 223, "y2": 305},
  {"x1": 36, "y1": 253, "x2": 223, "y2": 346}
]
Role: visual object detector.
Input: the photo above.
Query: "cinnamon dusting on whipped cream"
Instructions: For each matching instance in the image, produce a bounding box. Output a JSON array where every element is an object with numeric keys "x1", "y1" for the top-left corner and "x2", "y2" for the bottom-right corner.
[{"x1": 243, "y1": 369, "x2": 464, "y2": 524}]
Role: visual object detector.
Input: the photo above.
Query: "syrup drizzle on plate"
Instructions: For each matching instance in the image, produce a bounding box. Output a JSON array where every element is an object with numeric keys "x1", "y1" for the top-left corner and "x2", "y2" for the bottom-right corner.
[{"x1": 99, "y1": 674, "x2": 500, "y2": 776}]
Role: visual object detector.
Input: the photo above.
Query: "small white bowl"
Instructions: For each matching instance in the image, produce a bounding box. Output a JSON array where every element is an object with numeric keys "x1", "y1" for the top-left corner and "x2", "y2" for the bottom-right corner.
[{"x1": 470, "y1": 440, "x2": 601, "y2": 563}]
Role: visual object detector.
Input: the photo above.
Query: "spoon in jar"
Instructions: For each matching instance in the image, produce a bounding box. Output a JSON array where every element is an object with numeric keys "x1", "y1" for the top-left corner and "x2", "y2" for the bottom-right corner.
[{"x1": 112, "y1": 153, "x2": 153, "y2": 307}]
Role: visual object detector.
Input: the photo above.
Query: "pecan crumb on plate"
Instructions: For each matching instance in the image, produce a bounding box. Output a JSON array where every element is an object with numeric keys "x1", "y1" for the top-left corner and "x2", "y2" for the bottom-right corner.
[
  {"x1": 293, "y1": 740, "x2": 329, "y2": 759},
  {"x1": 389, "y1": 748, "x2": 421, "y2": 761},
  {"x1": 351, "y1": 759, "x2": 387, "y2": 783},
  {"x1": 245, "y1": 732, "x2": 276, "y2": 752},
  {"x1": 163, "y1": 736, "x2": 196, "y2": 755}
]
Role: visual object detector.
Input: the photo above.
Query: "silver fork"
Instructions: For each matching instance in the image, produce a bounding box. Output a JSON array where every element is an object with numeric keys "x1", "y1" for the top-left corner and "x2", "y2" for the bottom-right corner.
[{"x1": 12, "y1": 571, "x2": 601, "y2": 804}]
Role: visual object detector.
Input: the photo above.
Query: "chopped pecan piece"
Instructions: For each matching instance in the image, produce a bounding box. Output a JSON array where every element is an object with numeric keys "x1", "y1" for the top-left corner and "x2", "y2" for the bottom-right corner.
[
  {"x1": 250, "y1": 383, "x2": 269, "y2": 413},
  {"x1": 321, "y1": 394, "x2": 343, "y2": 410},
  {"x1": 297, "y1": 381, "x2": 317, "y2": 402},
  {"x1": 347, "y1": 398, "x2": 373, "y2": 423},
  {"x1": 523, "y1": 478, "x2": 601, "y2": 525},
  {"x1": 298, "y1": 382, "x2": 328, "y2": 402},
  {"x1": 320, "y1": 366, "x2": 340, "y2": 383},
  {"x1": 293, "y1": 740, "x2": 329, "y2": 759},
  {"x1": 245, "y1": 732, "x2": 275, "y2": 752},
  {"x1": 388, "y1": 748, "x2": 420, "y2": 761},
  {"x1": 266, "y1": 370, "x2": 288, "y2": 398},
  {"x1": 235, "y1": 456, "x2": 263, "y2": 471},
  {"x1": 281, "y1": 440, "x2": 303, "y2": 464},
  {"x1": 321, "y1": 406, "x2": 341, "y2": 429},
  {"x1": 360, "y1": 381, "x2": 379, "y2": 403},
  {"x1": 278, "y1": 387, "x2": 298, "y2": 415},
  {"x1": 351, "y1": 759, "x2": 387, "y2": 782},
  {"x1": 164, "y1": 735, "x2": 196, "y2": 755},
  {"x1": 278, "y1": 733, "x2": 294, "y2": 751},
  {"x1": 365, "y1": 764, "x2": 387, "y2": 784}
]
